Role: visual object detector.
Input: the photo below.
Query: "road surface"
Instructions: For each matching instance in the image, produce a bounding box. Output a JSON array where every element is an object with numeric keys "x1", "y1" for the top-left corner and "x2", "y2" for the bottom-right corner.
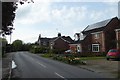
[{"x1": 12, "y1": 51, "x2": 110, "y2": 79}]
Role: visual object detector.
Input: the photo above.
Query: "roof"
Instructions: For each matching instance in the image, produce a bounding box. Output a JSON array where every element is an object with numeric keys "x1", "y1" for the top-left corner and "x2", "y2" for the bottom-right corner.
[
  {"x1": 82, "y1": 17, "x2": 118, "y2": 32},
  {"x1": 39, "y1": 38, "x2": 51, "y2": 42},
  {"x1": 62, "y1": 36, "x2": 73, "y2": 43},
  {"x1": 50, "y1": 36, "x2": 74, "y2": 43},
  {"x1": 70, "y1": 40, "x2": 82, "y2": 44}
]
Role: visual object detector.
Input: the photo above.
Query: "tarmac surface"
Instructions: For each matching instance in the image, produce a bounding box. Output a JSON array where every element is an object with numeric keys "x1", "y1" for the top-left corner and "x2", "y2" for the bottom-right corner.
[{"x1": 78, "y1": 59, "x2": 119, "y2": 78}]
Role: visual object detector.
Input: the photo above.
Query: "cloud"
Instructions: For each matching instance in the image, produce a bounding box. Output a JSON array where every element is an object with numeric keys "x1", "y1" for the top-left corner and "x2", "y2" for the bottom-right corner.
[
  {"x1": 9, "y1": 2, "x2": 118, "y2": 43},
  {"x1": 15, "y1": 0, "x2": 52, "y2": 25}
]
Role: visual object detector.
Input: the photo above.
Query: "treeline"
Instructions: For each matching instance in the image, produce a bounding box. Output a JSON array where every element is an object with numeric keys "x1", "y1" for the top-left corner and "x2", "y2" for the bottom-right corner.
[
  {"x1": 1, "y1": 38, "x2": 68, "y2": 57},
  {"x1": 1, "y1": 38, "x2": 51, "y2": 57}
]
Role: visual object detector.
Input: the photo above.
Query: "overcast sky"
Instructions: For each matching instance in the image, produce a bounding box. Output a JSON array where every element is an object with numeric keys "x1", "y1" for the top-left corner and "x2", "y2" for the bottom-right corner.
[{"x1": 6, "y1": 0, "x2": 119, "y2": 43}]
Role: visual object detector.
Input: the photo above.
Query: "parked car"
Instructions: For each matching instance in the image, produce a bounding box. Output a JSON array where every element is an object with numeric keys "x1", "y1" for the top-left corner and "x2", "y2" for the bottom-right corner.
[
  {"x1": 64, "y1": 50, "x2": 72, "y2": 54},
  {"x1": 106, "y1": 49, "x2": 120, "y2": 60}
]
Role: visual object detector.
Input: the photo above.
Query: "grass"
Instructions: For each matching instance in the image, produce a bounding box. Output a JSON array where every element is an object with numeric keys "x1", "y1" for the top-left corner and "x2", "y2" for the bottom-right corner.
[
  {"x1": 41, "y1": 53, "x2": 55, "y2": 58},
  {"x1": 79, "y1": 56, "x2": 105, "y2": 60},
  {"x1": 41, "y1": 53, "x2": 105, "y2": 60}
]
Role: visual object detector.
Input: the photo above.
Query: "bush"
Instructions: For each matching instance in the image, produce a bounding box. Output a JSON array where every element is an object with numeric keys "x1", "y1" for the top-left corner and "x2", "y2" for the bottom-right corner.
[
  {"x1": 41, "y1": 53, "x2": 54, "y2": 58},
  {"x1": 51, "y1": 49, "x2": 66, "y2": 54},
  {"x1": 52, "y1": 54, "x2": 86, "y2": 65},
  {"x1": 30, "y1": 45, "x2": 49, "y2": 54}
]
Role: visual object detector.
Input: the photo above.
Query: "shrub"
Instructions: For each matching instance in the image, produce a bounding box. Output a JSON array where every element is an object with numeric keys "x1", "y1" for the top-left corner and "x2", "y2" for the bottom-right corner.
[
  {"x1": 30, "y1": 45, "x2": 49, "y2": 54},
  {"x1": 41, "y1": 53, "x2": 54, "y2": 58},
  {"x1": 52, "y1": 54, "x2": 86, "y2": 65}
]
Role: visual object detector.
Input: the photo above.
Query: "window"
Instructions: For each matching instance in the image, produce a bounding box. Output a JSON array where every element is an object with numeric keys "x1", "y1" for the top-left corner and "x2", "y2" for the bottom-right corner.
[
  {"x1": 77, "y1": 45, "x2": 81, "y2": 52},
  {"x1": 94, "y1": 33, "x2": 100, "y2": 39},
  {"x1": 43, "y1": 42, "x2": 46, "y2": 46},
  {"x1": 92, "y1": 44, "x2": 100, "y2": 52}
]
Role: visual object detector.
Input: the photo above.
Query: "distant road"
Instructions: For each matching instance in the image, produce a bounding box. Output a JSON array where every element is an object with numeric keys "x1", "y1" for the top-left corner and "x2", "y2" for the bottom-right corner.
[{"x1": 12, "y1": 51, "x2": 109, "y2": 79}]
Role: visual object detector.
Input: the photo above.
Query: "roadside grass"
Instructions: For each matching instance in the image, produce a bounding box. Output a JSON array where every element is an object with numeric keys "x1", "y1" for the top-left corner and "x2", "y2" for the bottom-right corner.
[
  {"x1": 41, "y1": 53, "x2": 55, "y2": 58},
  {"x1": 41, "y1": 53, "x2": 105, "y2": 60},
  {"x1": 41, "y1": 53, "x2": 106, "y2": 65},
  {"x1": 79, "y1": 56, "x2": 105, "y2": 60}
]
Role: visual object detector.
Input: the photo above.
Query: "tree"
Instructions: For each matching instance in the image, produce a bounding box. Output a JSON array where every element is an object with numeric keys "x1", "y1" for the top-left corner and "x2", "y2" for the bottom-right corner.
[
  {"x1": 12, "y1": 39, "x2": 23, "y2": 51},
  {"x1": 1, "y1": 0, "x2": 34, "y2": 36}
]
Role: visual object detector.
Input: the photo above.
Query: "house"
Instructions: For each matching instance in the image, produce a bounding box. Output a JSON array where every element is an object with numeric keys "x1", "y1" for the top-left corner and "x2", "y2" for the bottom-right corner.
[
  {"x1": 37, "y1": 34, "x2": 51, "y2": 47},
  {"x1": 49, "y1": 33, "x2": 74, "y2": 52},
  {"x1": 115, "y1": 27, "x2": 120, "y2": 49},
  {"x1": 69, "y1": 40, "x2": 82, "y2": 53},
  {"x1": 70, "y1": 17, "x2": 120, "y2": 54}
]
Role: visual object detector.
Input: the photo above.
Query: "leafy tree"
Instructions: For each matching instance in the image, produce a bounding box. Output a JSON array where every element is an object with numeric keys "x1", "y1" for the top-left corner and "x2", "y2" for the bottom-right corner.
[
  {"x1": 22, "y1": 43, "x2": 32, "y2": 51},
  {"x1": 1, "y1": 0, "x2": 34, "y2": 36},
  {"x1": 12, "y1": 39, "x2": 23, "y2": 51}
]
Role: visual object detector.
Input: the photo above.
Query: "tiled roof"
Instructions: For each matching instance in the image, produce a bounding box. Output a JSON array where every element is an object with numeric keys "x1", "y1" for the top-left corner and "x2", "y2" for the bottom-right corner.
[
  {"x1": 50, "y1": 36, "x2": 74, "y2": 43},
  {"x1": 39, "y1": 38, "x2": 51, "y2": 42},
  {"x1": 61, "y1": 36, "x2": 74, "y2": 43},
  {"x1": 83, "y1": 17, "x2": 118, "y2": 32}
]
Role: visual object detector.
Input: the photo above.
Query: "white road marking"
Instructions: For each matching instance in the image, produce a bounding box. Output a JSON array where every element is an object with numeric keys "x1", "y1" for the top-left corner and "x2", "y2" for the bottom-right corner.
[
  {"x1": 38, "y1": 62, "x2": 46, "y2": 68},
  {"x1": 30, "y1": 58, "x2": 46, "y2": 68},
  {"x1": 55, "y1": 72, "x2": 65, "y2": 78},
  {"x1": 12, "y1": 60, "x2": 17, "y2": 69}
]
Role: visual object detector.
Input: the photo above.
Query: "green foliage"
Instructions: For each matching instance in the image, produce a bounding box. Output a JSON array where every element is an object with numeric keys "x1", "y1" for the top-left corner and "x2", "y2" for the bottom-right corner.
[
  {"x1": 51, "y1": 49, "x2": 66, "y2": 54},
  {"x1": 22, "y1": 43, "x2": 31, "y2": 51},
  {"x1": 30, "y1": 45, "x2": 49, "y2": 54},
  {"x1": 12, "y1": 39, "x2": 23, "y2": 51},
  {"x1": 42, "y1": 53, "x2": 86, "y2": 65},
  {"x1": 52, "y1": 55, "x2": 86, "y2": 65},
  {"x1": 41, "y1": 53, "x2": 55, "y2": 58},
  {"x1": 2, "y1": 1, "x2": 34, "y2": 35}
]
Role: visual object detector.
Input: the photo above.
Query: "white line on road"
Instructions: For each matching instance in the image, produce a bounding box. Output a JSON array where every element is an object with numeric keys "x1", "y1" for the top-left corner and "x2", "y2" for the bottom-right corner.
[
  {"x1": 38, "y1": 62, "x2": 46, "y2": 68},
  {"x1": 12, "y1": 60, "x2": 17, "y2": 69},
  {"x1": 55, "y1": 72, "x2": 65, "y2": 78}
]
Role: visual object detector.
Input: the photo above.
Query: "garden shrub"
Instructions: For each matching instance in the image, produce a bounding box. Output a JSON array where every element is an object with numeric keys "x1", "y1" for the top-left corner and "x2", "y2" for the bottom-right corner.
[{"x1": 30, "y1": 45, "x2": 49, "y2": 54}]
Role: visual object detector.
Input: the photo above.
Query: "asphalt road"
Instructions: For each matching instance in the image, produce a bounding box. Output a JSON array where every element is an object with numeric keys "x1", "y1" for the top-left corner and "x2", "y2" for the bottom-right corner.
[{"x1": 12, "y1": 51, "x2": 110, "y2": 79}]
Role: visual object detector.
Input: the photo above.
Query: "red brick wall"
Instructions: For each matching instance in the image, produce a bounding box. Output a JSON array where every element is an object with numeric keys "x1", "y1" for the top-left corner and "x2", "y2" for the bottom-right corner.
[
  {"x1": 116, "y1": 30, "x2": 120, "y2": 49},
  {"x1": 118, "y1": 30, "x2": 120, "y2": 40},
  {"x1": 91, "y1": 32, "x2": 105, "y2": 52},
  {"x1": 104, "y1": 18, "x2": 119, "y2": 52},
  {"x1": 81, "y1": 34, "x2": 92, "y2": 53},
  {"x1": 53, "y1": 38, "x2": 69, "y2": 50}
]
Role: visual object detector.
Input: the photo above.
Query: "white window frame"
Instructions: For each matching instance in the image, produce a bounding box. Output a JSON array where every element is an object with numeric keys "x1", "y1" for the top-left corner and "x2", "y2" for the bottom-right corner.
[
  {"x1": 77, "y1": 44, "x2": 82, "y2": 52},
  {"x1": 92, "y1": 44, "x2": 100, "y2": 52}
]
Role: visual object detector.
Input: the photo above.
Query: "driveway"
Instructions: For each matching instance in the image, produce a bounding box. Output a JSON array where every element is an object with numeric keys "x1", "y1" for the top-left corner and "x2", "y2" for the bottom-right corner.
[{"x1": 78, "y1": 59, "x2": 119, "y2": 78}]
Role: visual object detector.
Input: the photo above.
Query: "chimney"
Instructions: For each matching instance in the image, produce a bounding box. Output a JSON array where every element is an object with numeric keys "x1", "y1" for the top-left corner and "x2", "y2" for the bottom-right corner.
[
  {"x1": 39, "y1": 34, "x2": 41, "y2": 38},
  {"x1": 58, "y1": 33, "x2": 61, "y2": 37}
]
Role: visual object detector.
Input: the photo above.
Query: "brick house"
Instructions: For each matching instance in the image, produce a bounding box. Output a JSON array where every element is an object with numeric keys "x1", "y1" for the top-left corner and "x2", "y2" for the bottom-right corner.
[
  {"x1": 115, "y1": 27, "x2": 120, "y2": 49},
  {"x1": 82, "y1": 17, "x2": 120, "y2": 53},
  {"x1": 69, "y1": 40, "x2": 82, "y2": 53},
  {"x1": 70, "y1": 17, "x2": 120, "y2": 54},
  {"x1": 49, "y1": 33, "x2": 74, "y2": 51}
]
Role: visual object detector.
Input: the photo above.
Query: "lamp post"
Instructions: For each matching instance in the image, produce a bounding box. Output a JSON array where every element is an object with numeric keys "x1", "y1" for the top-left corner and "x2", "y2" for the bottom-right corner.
[{"x1": 8, "y1": 27, "x2": 15, "y2": 44}]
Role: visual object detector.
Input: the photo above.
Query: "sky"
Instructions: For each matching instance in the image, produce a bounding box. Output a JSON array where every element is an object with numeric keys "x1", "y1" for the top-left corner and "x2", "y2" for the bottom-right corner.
[{"x1": 6, "y1": 0, "x2": 119, "y2": 43}]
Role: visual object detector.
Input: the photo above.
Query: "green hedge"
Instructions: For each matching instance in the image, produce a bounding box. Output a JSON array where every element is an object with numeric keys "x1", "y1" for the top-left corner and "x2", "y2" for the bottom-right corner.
[{"x1": 30, "y1": 45, "x2": 49, "y2": 54}]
